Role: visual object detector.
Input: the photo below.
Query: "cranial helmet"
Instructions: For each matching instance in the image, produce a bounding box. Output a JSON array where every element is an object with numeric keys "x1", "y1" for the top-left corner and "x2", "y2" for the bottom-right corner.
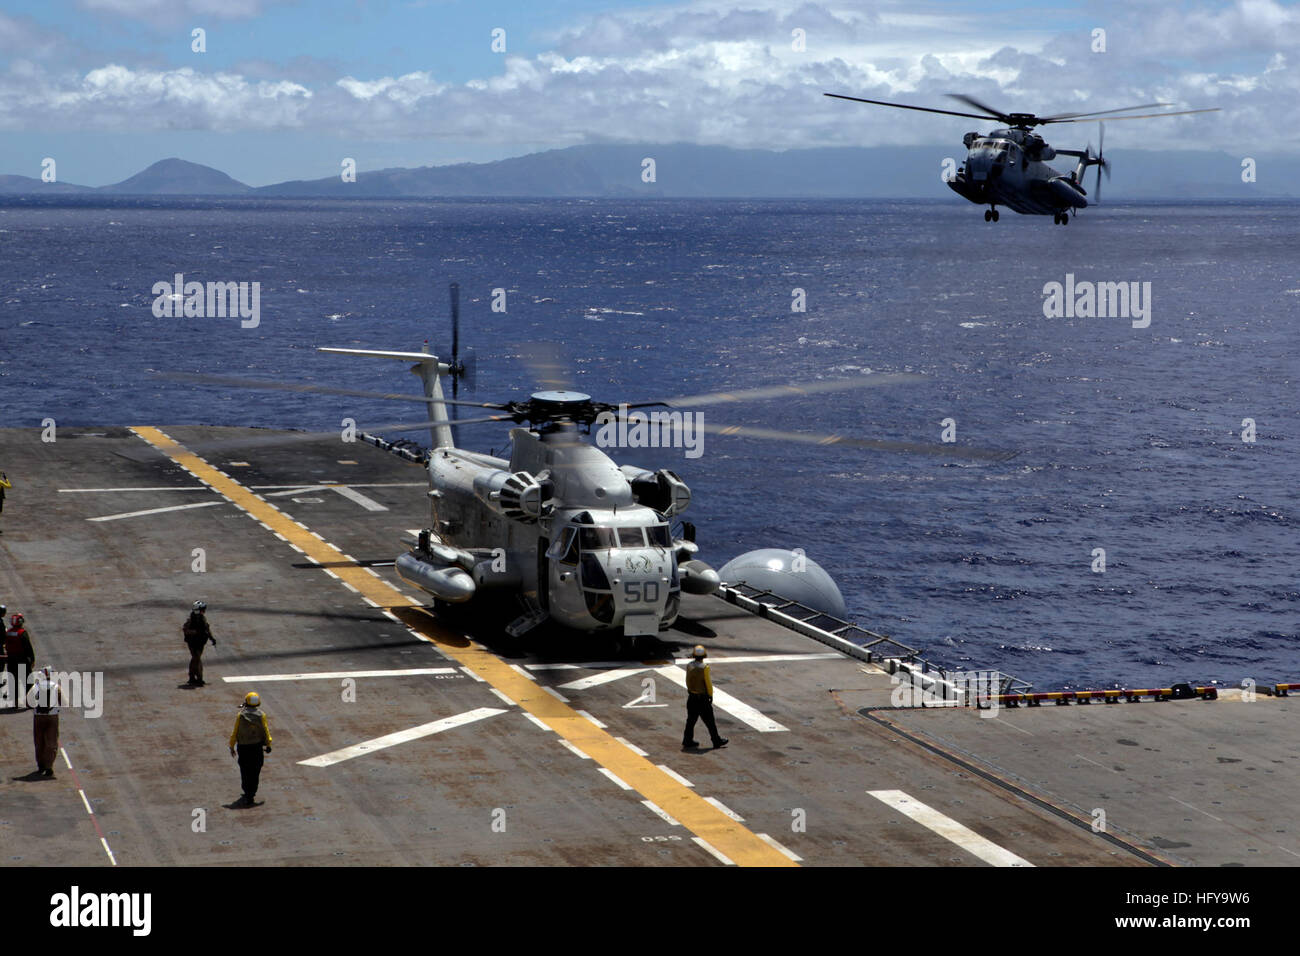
[
  {"x1": 692, "y1": 645, "x2": 707, "y2": 659},
  {"x1": 10, "y1": 613, "x2": 24, "y2": 627},
  {"x1": 193, "y1": 601, "x2": 207, "y2": 613},
  {"x1": 244, "y1": 692, "x2": 260, "y2": 707}
]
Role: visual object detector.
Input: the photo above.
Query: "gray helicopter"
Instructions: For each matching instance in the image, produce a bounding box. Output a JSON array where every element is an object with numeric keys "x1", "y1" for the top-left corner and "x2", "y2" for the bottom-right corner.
[
  {"x1": 174, "y1": 286, "x2": 1012, "y2": 646},
  {"x1": 825, "y1": 93, "x2": 1219, "y2": 223}
]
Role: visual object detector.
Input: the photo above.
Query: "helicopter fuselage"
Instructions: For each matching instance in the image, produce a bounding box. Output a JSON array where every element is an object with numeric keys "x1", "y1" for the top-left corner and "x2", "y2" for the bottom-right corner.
[
  {"x1": 400, "y1": 421, "x2": 704, "y2": 636},
  {"x1": 949, "y1": 128, "x2": 1089, "y2": 216}
]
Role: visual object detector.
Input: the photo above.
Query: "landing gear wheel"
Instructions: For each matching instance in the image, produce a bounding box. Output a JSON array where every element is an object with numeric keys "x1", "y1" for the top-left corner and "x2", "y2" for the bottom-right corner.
[
  {"x1": 991, "y1": 209, "x2": 1000, "y2": 222},
  {"x1": 1052, "y1": 213, "x2": 1061, "y2": 224},
  {"x1": 984, "y1": 209, "x2": 992, "y2": 222},
  {"x1": 1060, "y1": 213, "x2": 1069, "y2": 225}
]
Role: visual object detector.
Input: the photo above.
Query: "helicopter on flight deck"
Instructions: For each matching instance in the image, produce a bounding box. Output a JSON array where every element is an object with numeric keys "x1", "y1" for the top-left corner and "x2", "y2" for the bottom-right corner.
[
  {"x1": 177, "y1": 285, "x2": 1014, "y2": 648},
  {"x1": 824, "y1": 92, "x2": 1220, "y2": 224}
]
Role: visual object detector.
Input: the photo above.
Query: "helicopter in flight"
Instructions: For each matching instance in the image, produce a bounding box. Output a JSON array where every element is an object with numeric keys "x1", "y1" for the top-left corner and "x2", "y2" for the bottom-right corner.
[
  {"x1": 176, "y1": 286, "x2": 1013, "y2": 647},
  {"x1": 824, "y1": 92, "x2": 1220, "y2": 224}
]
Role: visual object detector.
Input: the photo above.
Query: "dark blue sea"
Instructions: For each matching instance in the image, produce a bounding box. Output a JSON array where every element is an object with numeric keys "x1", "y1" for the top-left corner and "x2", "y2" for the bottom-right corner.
[{"x1": 2, "y1": 196, "x2": 1297, "y2": 690}]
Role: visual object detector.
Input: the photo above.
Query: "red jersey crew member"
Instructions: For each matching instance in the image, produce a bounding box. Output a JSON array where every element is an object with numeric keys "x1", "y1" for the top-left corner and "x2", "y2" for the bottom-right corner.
[
  {"x1": 4, "y1": 614, "x2": 35, "y2": 711},
  {"x1": 229, "y1": 692, "x2": 272, "y2": 807},
  {"x1": 682, "y1": 645, "x2": 728, "y2": 750}
]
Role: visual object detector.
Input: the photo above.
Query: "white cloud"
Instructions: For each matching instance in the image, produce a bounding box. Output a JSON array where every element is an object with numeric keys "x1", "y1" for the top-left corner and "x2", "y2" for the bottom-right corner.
[{"x1": 3, "y1": 0, "x2": 1295, "y2": 151}]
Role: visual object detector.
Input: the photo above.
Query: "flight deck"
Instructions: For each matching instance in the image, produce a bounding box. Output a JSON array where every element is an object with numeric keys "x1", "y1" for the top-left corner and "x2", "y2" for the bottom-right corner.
[{"x1": 0, "y1": 426, "x2": 1294, "y2": 867}]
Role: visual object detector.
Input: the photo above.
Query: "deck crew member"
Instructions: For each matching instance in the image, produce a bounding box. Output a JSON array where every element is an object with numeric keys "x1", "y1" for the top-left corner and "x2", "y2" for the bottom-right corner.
[
  {"x1": 682, "y1": 645, "x2": 728, "y2": 750},
  {"x1": 31, "y1": 667, "x2": 60, "y2": 778},
  {"x1": 0, "y1": 470, "x2": 10, "y2": 532},
  {"x1": 229, "y1": 692, "x2": 272, "y2": 806},
  {"x1": 183, "y1": 601, "x2": 216, "y2": 687},
  {"x1": 3, "y1": 614, "x2": 34, "y2": 711}
]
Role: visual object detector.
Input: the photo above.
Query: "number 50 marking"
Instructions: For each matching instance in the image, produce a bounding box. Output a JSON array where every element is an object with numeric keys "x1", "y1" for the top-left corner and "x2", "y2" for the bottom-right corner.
[{"x1": 624, "y1": 581, "x2": 661, "y2": 604}]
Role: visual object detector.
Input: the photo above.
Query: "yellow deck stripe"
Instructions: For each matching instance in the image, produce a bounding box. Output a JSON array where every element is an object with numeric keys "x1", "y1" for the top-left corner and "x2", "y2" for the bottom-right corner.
[{"x1": 131, "y1": 427, "x2": 795, "y2": 867}]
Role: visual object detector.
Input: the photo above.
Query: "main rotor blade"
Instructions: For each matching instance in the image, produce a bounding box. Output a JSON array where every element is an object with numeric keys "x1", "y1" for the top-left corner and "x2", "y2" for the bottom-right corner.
[
  {"x1": 1047, "y1": 107, "x2": 1220, "y2": 123},
  {"x1": 691, "y1": 421, "x2": 1016, "y2": 462},
  {"x1": 824, "y1": 93, "x2": 997, "y2": 122},
  {"x1": 635, "y1": 373, "x2": 926, "y2": 410},
  {"x1": 153, "y1": 371, "x2": 509, "y2": 410},
  {"x1": 945, "y1": 93, "x2": 1012, "y2": 123},
  {"x1": 1039, "y1": 102, "x2": 1170, "y2": 122}
]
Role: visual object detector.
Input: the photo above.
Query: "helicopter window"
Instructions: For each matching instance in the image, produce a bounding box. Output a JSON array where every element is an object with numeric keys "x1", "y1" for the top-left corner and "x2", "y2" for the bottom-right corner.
[
  {"x1": 548, "y1": 527, "x2": 579, "y2": 566},
  {"x1": 579, "y1": 527, "x2": 615, "y2": 551},
  {"x1": 617, "y1": 527, "x2": 646, "y2": 548},
  {"x1": 581, "y1": 553, "x2": 611, "y2": 591},
  {"x1": 646, "y1": 525, "x2": 671, "y2": 548}
]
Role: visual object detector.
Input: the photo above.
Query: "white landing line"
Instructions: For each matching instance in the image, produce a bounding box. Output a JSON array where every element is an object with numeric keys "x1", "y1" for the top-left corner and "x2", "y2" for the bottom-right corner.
[
  {"x1": 867, "y1": 790, "x2": 1034, "y2": 867},
  {"x1": 616, "y1": 736, "x2": 648, "y2": 757},
  {"x1": 692, "y1": 837, "x2": 736, "y2": 866},
  {"x1": 224, "y1": 668, "x2": 458, "y2": 681},
  {"x1": 656, "y1": 764, "x2": 695, "y2": 788},
  {"x1": 59, "y1": 486, "x2": 208, "y2": 493},
  {"x1": 654, "y1": 665, "x2": 788, "y2": 733},
  {"x1": 88, "y1": 500, "x2": 224, "y2": 522},
  {"x1": 703, "y1": 796, "x2": 744, "y2": 822},
  {"x1": 329, "y1": 485, "x2": 388, "y2": 511},
  {"x1": 756, "y1": 833, "x2": 802, "y2": 862},
  {"x1": 559, "y1": 667, "x2": 649, "y2": 691},
  {"x1": 642, "y1": 800, "x2": 681, "y2": 826},
  {"x1": 299, "y1": 707, "x2": 506, "y2": 767},
  {"x1": 598, "y1": 768, "x2": 633, "y2": 790}
]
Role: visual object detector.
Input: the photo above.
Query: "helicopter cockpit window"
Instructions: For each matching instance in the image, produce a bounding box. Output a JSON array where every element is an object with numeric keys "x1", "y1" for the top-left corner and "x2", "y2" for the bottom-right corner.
[
  {"x1": 579, "y1": 527, "x2": 615, "y2": 551},
  {"x1": 547, "y1": 527, "x2": 579, "y2": 565},
  {"x1": 617, "y1": 527, "x2": 646, "y2": 549},
  {"x1": 646, "y1": 524, "x2": 671, "y2": 548}
]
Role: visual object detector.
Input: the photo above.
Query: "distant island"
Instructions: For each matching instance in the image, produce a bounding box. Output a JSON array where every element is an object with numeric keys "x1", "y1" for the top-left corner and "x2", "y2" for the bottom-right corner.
[{"x1": 1, "y1": 146, "x2": 1292, "y2": 199}]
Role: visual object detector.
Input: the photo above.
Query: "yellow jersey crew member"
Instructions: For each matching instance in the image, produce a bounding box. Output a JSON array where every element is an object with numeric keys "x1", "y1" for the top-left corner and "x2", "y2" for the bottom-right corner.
[
  {"x1": 682, "y1": 645, "x2": 728, "y2": 750},
  {"x1": 229, "y1": 692, "x2": 272, "y2": 807}
]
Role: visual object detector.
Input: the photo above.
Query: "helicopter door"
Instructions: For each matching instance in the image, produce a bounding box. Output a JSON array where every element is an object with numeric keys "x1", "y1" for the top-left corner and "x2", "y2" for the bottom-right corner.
[{"x1": 544, "y1": 527, "x2": 585, "y2": 622}]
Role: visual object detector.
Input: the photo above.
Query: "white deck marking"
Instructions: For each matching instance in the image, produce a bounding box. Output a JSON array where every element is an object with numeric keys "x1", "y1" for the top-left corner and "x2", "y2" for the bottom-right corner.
[
  {"x1": 655, "y1": 665, "x2": 789, "y2": 733},
  {"x1": 299, "y1": 707, "x2": 506, "y2": 767},
  {"x1": 559, "y1": 667, "x2": 648, "y2": 690},
  {"x1": 577, "y1": 709, "x2": 607, "y2": 728},
  {"x1": 490, "y1": 687, "x2": 516, "y2": 707},
  {"x1": 542, "y1": 685, "x2": 570, "y2": 703},
  {"x1": 598, "y1": 768, "x2": 633, "y2": 790},
  {"x1": 557, "y1": 739, "x2": 591, "y2": 760},
  {"x1": 252, "y1": 483, "x2": 424, "y2": 490},
  {"x1": 656, "y1": 764, "x2": 695, "y2": 788},
  {"x1": 88, "y1": 500, "x2": 224, "y2": 522},
  {"x1": 521, "y1": 712, "x2": 551, "y2": 732},
  {"x1": 264, "y1": 486, "x2": 329, "y2": 497},
  {"x1": 460, "y1": 667, "x2": 485, "y2": 682},
  {"x1": 641, "y1": 800, "x2": 682, "y2": 826},
  {"x1": 59, "y1": 486, "x2": 209, "y2": 493},
  {"x1": 330, "y1": 485, "x2": 388, "y2": 511},
  {"x1": 509, "y1": 664, "x2": 537, "y2": 681},
  {"x1": 867, "y1": 790, "x2": 1034, "y2": 867},
  {"x1": 703, "y1": 796, "x2": 745, "y2": 822},
  {"x1": 756, "y1": 833, "x2": 802, "y2": 862},
  {"x1": 615, "y1": 736, "x2": 648, "y2": 757},
  {"x1": 673, "y1": 653, "x2": 841, "y2": 665},
  {"x1": 221, "y1": 668, "x2": 456, "y2": 682},
  {"x1": 692, "y1": 837, "x2": 736, "y2": 866}
]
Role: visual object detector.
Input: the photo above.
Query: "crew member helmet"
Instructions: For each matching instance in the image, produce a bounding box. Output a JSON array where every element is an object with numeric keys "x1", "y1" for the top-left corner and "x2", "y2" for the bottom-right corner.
[
  {"x1": 10, "y1": 613, "x2": 24, "y2": 627},
  {"x1": 692, "y1": 645, "x2": 707, "y2": 659},
  {"x1": 193, "y1": 601, "x2": 207, "y2": 612},
  {"x1": 244, "y1": 692, "x2": 260, "y2": 707}
]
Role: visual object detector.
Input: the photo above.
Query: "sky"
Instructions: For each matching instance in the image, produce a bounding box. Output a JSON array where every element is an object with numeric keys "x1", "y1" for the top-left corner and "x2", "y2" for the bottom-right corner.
[{"x1": 0, "y1": 0, "x2": 1294, "y2": 186}]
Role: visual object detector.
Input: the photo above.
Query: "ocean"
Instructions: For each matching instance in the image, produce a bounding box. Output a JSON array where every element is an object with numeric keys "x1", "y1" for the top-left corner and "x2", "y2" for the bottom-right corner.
[{"x1": 2, "y1": 195, "x2": 1296, "y2": 689}]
